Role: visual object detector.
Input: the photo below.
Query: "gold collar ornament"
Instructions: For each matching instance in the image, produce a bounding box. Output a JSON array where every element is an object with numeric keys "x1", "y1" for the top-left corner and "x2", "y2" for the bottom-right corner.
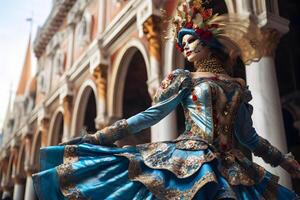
[{"x1": 194, "y1": 57, "x2": 227, "y2": 74}]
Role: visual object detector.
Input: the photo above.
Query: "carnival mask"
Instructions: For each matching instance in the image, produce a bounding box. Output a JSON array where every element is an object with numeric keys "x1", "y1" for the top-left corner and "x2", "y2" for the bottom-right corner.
[{"x1": 182, "y1": 34, "x2": 210, "y2": 62}]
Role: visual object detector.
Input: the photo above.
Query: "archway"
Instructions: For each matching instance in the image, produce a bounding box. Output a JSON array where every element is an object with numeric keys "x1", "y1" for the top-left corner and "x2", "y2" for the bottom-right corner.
[
  {"x1": 4, "y1": 152, "x2": 17, "y2": 198},
  {"x1": 83, "y1": 90, "x2": 97, "y2": 133},
  {"x1": 49, "y1": 111, "x2": 64, "y2": 145},
  {"x1": 118, "y1": 50, "x2": 152, "y2": 146},
  {"x1": 31, "y1": 131, "x2": 42, "y2": 172},
  {"x1": 72, "y1": 84, "x2": 97, "y2": 137}
]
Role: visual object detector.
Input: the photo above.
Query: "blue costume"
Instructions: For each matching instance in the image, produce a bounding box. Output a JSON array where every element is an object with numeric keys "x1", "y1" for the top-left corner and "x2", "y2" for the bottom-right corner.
[{"x1": 32, "y1": 69, "x2": 299, "y2": 200}]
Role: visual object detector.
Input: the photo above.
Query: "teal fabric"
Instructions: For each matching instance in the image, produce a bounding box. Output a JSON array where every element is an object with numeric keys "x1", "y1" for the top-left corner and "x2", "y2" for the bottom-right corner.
[
  {"x1": 32, "y1": 69, "x2": 300, "y2": 200},
  {"x1": 32, "y1": 144, "x2": 299, "y2": 200}
]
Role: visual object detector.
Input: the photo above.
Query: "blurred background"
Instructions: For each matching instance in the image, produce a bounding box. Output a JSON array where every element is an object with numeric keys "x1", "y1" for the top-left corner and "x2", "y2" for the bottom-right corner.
[{"x1": 0, "y1": 0, "x2": 299, "y2": 199}]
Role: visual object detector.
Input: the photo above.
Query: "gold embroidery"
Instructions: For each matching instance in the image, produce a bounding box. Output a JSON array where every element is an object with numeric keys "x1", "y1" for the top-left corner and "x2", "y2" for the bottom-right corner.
[
  {"x1": 261, "y1": 173, "x2": 279, "y2": 200},
  {"x1": 64, "y1": 145, "x2": 79, "y2": 164},
  {"x1": 56, "y1": 163, "x2": 87, "y2": 199},
  {"x1": 135, "y1": 142, "x2": 217, "y2": 178},
  {"x1": 178, "y1": 108, "x2": 211, "y2": 143},
  {"x1": 219, "y1": 149, "x2": 265, "y2": 186},
  {"x1": 117, "y1": 152, "x2": 218, "y2": 200},
  {"x1": 175, "y1": 140, "x2": 208, "y2": 150},
  {"x1": 133, "y1": 172, "x2": 217, "y2": 200}
]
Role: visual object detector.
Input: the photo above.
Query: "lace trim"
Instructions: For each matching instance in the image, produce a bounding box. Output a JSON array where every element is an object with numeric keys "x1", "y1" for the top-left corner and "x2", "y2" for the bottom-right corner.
[
  {"x1": 136, "y1": 142, "x2": 217, "y2": 178},
  {"x1": 57, "y1": 154, "x2": 86, "y2": 199},
  {"x1": 63, "y1": 145, "x2": 79, "y2": 164},
  {"x1": 219, "y1": 149, "x2": 265, "y2": 186},
  {"x1": 117, "y1": 152, "x2": 218, "y2": 200}
]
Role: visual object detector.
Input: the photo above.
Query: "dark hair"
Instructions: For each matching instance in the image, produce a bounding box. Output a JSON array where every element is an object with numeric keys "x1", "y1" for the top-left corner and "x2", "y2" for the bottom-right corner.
[{"x1": 210, "y1": 45, "x2": 229, "y2": 63}]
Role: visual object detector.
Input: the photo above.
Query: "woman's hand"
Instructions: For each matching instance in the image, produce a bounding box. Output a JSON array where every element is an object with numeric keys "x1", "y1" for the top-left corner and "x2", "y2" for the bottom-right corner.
[
  {"x1": 58, "y1": 129, "x2": 116, "y2": 147},
  {"x1": 280, "y1": 152, "x2": 300, "y2": 179},
  {"x1": 58, "y1": 130, "x2": 99, "y2": 146}
]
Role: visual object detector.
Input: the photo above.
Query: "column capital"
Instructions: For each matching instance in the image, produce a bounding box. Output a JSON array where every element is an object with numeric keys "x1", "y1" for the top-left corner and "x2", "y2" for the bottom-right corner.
[
  {"x1": 24, "y1": 164, "x2": 36, "y2": 176},
  {"x1": 59, "y1": 76, "x2": 74, "y2": 105},
  {"x1": 21, "y1": 125, "x2": 34, "y2": 139},
  {"x1": 92, "y1": 63, "x2": 108, "y2": 130},
  {"x1": 142, "y1": 15, "x2": 162, "y2": 61},
  {"x1": 12, "y1": 174, "x2": 26, "y2": 185},
  {"x1": 260, "y1": 28, "x2": 281, "y2": 57}
]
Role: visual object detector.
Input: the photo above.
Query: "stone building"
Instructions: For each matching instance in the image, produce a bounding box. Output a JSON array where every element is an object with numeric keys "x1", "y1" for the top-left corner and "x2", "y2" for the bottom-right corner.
[{"x1": 0, "y1": 0, "x2": 299, "y2": 199}]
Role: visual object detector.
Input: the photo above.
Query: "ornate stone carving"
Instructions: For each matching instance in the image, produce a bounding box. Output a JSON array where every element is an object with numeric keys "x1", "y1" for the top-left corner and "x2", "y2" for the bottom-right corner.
[
  {"x1": 260, "y1": 28, "x2": 281, "y2": 57},
  {"x1": 142, "y1": 15, "x2": 162, "y2": 61},
  {"x1": 38, "y1": 105, "x2": 50, "y2": 147},
  {"x1": 38, "y1": 70, "x2": 46, "y2": 94},
  {"x1": 76, "y1": 11, "x2": 92, "y2": 47},
  {"x1": 53, "y1": 50, "x2": 66, "y2": 75},
  {"x1": 92, "y1": 65, "x2": 108, "y2": 129}
]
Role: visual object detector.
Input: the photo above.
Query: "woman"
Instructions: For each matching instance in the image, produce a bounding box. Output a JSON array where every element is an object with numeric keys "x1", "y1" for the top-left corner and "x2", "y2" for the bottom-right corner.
[{"x1": 32, "y1": 0, "x2": 300, "y2": 199}]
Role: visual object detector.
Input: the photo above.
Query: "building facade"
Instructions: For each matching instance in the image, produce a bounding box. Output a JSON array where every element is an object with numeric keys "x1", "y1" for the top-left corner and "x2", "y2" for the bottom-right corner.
[{"x1": 0, "y1": 0, "x2": 299, "y2": 199}]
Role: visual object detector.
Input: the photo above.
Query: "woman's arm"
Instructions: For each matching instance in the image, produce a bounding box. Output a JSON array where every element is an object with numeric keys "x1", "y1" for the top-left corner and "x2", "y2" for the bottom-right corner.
[
  {"x1": 234, "y1": 103, "x2": 283, "y2": 165},
  {"x1": 96, "y1": 69, "x2": 191, "y2": 145},
  {"x1": 96, "y1": 87, "x2": 190, "y2": 145},
  {"x1": 60, "y1": 69, "x2": 192, "y2": 146},
  {"x1": 234, "y1": 102, "x2": 300, "y2": 178}
]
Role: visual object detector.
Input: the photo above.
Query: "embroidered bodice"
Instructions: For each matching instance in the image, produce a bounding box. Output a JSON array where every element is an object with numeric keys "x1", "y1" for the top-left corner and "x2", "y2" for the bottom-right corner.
[
  {"x1": 125, "y1": 69, "x2": 265, "y2": 186},
  {"x1": 177, "y1": 76, "x2": 244, "y2": 151}
]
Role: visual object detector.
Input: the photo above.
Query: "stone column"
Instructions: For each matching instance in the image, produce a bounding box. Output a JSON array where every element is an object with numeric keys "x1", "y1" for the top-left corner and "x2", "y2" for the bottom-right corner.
[
  {"x1": 245, "y1": 29, "x2": 292, "y2": 188},
  {"x1": 92, "y1": 65, "x2": 108, "y2": 130},
  {"x1": 12, "y1": 176, "x2": 25, "y2": 200},
  {"x1": 143, "y1": 16, "x2": 178, "y2": 141},
  {"x1": 38, "y1": 105, "x2": 50, "y2": 148},
  {"x1": 143, "y1": 15, "x2": 162, "y2": 98},
  {"x1": 40, "y1": 118, "x2": 50, "y2": 148},
  {"x1": 60, "y1": 78, "x2": 74, "y2": 142},
  {"x1": 2, "y1": 190, "x2": 12, "y2": 200},
  {"x1": 62, "y1": 95, "x2": 73, "y2": 142},
  {"x1": 143, "y1": 15, "x2": 160, "y2": 142},
  {"x1": 24, "y1": 172, "x2": 36, "y2": 200}
]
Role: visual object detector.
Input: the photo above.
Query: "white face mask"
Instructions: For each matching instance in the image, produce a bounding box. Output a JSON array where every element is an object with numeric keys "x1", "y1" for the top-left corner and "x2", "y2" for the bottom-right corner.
[{"x1": 182, "y1": 34, "x2": 210, "y2": 62}]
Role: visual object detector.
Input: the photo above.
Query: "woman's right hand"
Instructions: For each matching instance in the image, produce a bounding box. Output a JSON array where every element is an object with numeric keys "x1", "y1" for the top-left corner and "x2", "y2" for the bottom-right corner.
[
  {"x1": 58, "y1": 129, "x2": 117, "y2": 147},
  {"x1": 58, "y1": 130, "x2": 99, "y2": 146}
]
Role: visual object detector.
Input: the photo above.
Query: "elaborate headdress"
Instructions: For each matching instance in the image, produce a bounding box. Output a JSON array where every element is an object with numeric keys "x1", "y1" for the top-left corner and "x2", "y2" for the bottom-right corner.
[
  {"x1": 173, "y1": 0, "x2": 221, "y2": 50},
  {"x1": 171, "y1": 0, "x2": 264, "y2": 65}
]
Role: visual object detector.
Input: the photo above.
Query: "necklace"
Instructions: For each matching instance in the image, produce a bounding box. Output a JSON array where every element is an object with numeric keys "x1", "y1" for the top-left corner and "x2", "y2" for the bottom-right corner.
[{"x1": 194, "y1": 57, "x2": 227, "y2": 74}]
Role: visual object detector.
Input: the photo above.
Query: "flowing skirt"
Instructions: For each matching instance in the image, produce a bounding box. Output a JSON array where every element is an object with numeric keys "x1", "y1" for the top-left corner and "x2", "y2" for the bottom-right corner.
[{"x1": 32, "y1": 143, "x2": 299, "y2": 200}]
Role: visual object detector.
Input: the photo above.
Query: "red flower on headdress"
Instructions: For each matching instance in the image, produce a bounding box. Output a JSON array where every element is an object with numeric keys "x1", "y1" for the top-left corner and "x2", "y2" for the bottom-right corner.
[
  {"x1": 201, "y1": 30, "x2": 213, "y2": 41},
  {"x1": 176, "y1": 43, "x2": 183, "y2": 52},
  {"x1": 195, "y1": 28, "x2": 204, "y2": 35},
  {"x1": 201, "y1": 8, "x2": 213, "y2": 20},
  {"x1": 185, "y1": 22, "x2": 194, "y2": 29},
  {"x1": 195, "y1": 28, "x2": 213, "y2": 41}
]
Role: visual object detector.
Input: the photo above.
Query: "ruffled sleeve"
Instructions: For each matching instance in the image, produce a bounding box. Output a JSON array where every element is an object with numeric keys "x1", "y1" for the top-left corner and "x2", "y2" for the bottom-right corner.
[{"x1": 126, "y1": 69, "x2": 192, "y2": 134}]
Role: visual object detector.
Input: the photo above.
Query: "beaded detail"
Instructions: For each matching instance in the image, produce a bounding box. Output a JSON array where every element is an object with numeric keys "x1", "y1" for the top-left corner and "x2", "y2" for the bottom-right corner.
[{"x1": 194, "y1": 57, "x2": 227, "y2": 74}]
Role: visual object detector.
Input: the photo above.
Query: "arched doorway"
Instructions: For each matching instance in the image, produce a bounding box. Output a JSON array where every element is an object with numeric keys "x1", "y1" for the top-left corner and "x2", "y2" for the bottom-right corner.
[
  {"x1": 83, "y1": 90, "x2": 97, "y2": 133},
  {"x1": 4, "y1": 153, "x2": 16, "y2": 198},
  {"x1": 72, "y1": 85, "x2": 97, "y2": 137},
  {"x1": 31, "y1": 131, "x2": 42, "y2": 172},
  {"x1": 118, "y1": 50, "x2": 152, "y2": 146},
  {"x1": 49, "y1": 111, "x2": 64, "y2": 145}
]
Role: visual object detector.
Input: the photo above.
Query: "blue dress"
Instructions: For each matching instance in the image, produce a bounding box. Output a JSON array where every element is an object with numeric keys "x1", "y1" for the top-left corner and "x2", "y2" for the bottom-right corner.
[{"x1": 32, "y1": 69, "x2": 299, "y2": 200}]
